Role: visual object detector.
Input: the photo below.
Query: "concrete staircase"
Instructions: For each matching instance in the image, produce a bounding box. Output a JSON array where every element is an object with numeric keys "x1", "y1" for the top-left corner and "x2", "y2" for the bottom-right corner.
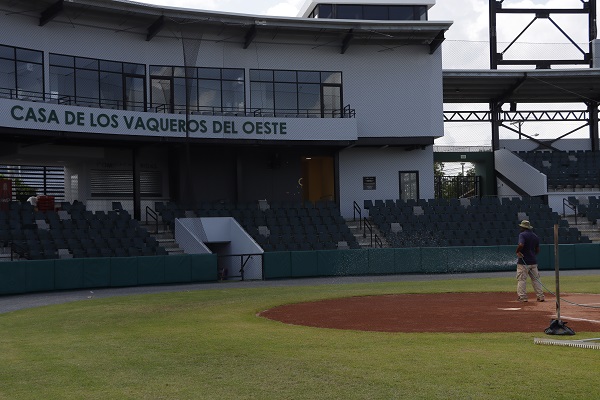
[
  {"x1": 141, "y1": 222, "x2": 185, "y2": 255},
  {"x1": 346, "y1": 218, "x2": 389, "y2": 248},
  {"x1": 563, "y1": 215, "x2": 600, "y2": 243}
]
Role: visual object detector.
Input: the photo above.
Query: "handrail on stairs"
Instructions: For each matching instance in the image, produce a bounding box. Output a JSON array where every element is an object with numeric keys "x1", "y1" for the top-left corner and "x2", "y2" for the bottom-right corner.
[
  {"x1": 353, "y1": 200, "x2": 363, "y2": 230},
  {"x1": 562, "y1": 198, "x2": 578, "y2": 225},
  {"x1": 145, "y1": 205, "x2": 159, "y2": 233}
]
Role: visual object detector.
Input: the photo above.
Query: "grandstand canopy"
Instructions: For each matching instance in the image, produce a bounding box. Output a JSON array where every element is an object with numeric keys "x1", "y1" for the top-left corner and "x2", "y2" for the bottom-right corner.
[
  {"x1": 443, "y1": 69, "x2": 600, "y2": 104},
  {"x1": 9, "y1": 0, "x2": 451, "y2": 52}
]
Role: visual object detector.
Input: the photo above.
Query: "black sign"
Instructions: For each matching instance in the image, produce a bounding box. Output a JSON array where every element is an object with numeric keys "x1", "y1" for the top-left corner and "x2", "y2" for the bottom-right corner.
[{"x1": 363, "y1": 176, "x2": 376, "y2": 190}]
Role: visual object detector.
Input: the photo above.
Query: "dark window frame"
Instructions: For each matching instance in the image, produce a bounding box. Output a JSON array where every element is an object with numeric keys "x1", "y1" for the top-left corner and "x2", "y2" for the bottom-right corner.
[
  {"x1": 149, "y1": 65, "x2": 245, "y2": 114},
  {"x1": 49, "y1": 53, "x2": 146, "y2": 110},
  {"x1": 249, "y1": 68, "x2": 343, "y2": 117},
  {"x1": 0, "y1": 44, "x2": 44, "y2": 100}
]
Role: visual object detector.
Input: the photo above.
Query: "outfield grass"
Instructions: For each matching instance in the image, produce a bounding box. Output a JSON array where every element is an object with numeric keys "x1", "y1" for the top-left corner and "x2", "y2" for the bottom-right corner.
[{"x1": 1, "y1": 275, "x2": 600, "y2": 399}]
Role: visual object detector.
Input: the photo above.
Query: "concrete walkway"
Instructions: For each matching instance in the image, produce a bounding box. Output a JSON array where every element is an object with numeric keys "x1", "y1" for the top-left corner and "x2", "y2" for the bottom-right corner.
[{"x1": 2, "y1": 269, "x2": 599, "y2": 314}]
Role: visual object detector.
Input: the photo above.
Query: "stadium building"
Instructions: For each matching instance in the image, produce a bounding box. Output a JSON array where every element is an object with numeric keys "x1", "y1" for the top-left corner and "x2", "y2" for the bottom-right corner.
[
  {"x1": 2, "y1": 0, "x2": 600, "y2": 291},
  {"x1": 0, "y1": 0, "x2": 449, "y2": 218}
]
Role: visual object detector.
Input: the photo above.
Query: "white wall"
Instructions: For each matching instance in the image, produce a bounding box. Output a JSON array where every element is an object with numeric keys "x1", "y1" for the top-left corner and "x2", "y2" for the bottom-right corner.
[
  {"x1": 338, "y1": 146, "x2": 434, "y2": 217},
  {"x1": 494, "y1": 149, "x2": 547, "y2": 196}
]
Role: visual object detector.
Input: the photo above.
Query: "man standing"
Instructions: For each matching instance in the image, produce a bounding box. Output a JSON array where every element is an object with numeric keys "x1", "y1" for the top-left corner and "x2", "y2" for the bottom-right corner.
[{"x1": 516, "y1": 220, "x2": 544, "y2": 302}]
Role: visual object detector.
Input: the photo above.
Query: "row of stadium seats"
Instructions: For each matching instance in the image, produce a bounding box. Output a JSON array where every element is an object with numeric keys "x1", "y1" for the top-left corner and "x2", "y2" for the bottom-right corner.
[
  {"x1": 366, "y1": 197, "x2": 590, "y2": 247},
  {"x1": 516, "y1": 150, "x2": 600, "y2": 190},
  {"x1": 2, "y1": 201, "x2": 167, "y2": 260},
  {"x1": 154, "y1": 200, "x2": 360, "y2": 251}
]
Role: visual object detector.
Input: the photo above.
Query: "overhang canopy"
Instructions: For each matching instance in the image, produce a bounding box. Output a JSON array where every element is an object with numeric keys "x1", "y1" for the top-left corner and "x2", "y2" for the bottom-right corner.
[
  {"x1": 443, "y1": 69, "x2": 600, "y2": 104},
  {"x1": 2, "y1": 0, "x2": 451, "y2": 52}
]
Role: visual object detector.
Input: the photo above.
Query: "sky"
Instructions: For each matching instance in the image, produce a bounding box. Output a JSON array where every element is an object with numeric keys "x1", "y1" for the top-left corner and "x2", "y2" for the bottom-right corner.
[{"x1": 135, "y1": 0, "x2": 595, "y2": 161}]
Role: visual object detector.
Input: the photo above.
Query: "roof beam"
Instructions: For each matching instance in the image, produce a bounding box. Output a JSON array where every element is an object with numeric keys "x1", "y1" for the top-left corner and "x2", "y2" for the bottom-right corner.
[
  {"x1": 429, "y1": 30, "x2": 445, "y2": 54},
  {"x1": 341, "y1": 29, "x2": 353, "y2": 54},
  {"x1": 146, "y1": 15, "x2": 165, "y2": 41},
  {"x1": 39, "y1": 0, "x2": 63, "y2": 27},
  {"x1": 243, "y1": 24, "x2": 257, "y2": 49},
  {"x1": 493, "y1": 73, "x2": 528, "y2": 103}
]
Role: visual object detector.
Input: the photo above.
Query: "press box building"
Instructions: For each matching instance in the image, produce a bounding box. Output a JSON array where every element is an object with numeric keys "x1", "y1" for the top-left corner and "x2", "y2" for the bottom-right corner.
[{"x1": 0, "y1": 0, "x2": 451, "y2": 218}]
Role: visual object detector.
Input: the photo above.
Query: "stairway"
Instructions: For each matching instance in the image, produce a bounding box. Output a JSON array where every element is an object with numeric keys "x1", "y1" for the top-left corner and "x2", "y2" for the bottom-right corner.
[
  {"x1": 563, "y1": 215, "x2": 600, "y2": 243},
  {"x1": 142, "y1": 222, "x2": 185, "y2": 255},
  {"x1": 346, "y1": 218, "x2": 389, "y2": 248}
]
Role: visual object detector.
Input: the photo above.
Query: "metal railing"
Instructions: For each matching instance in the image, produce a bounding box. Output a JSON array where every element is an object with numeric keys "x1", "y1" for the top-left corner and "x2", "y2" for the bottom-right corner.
[
  {"x1": 353, "y1": 201, "x2": 362, "y2": 230},
  {"x1": 563, "y1": 198, "x2": 578, "y2": 225},
  {"x1": 1, "y1": 87, "x2": 357, "y2": 119},
  {"x1": 145, "y1": 205, "x2": 159, "y2": 234},
  {"x1": 362, "y1": 217, "x2": 382, "y2": 248},
  {"x1": 217, "y1": 252, "x2": 263, "y2": 281}
]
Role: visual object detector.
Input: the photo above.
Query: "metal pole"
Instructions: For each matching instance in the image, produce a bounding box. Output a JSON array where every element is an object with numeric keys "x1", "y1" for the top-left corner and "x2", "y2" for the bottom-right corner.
[{"x1": 554, "y1": 223, "x2": 560, "y2": 321}]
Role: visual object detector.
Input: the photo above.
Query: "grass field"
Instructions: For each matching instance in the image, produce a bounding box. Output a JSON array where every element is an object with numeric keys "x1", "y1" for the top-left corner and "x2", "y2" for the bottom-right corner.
[{"x1": 1, "y1": 275, "x2": 600, "y2": 399}]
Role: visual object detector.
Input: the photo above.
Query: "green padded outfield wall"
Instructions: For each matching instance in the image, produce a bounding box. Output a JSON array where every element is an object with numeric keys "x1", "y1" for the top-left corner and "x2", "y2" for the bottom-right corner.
[
  {"x1": 261, "y1": 244, "x2": 600, "y2": 280},
  {"x1": 0, "y1": 254, "x2": 218, "y2": 295},
  {"x1": 1, "y1": 246, "x2": 600, "y2": 295}
]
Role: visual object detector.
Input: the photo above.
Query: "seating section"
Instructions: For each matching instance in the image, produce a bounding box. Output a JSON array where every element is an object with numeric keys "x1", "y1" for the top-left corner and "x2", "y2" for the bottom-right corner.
[
  {"x1": 155, "y1": 200, "x2": 360, "y2": 251},
  {"x1": 366, "y1": 197, "x2": 590, "y2": 247},
  {"x1": 516, "y1": 150, "x2": 600, "y2": 191},
  {"x1": 569, "y1": 196, "x2": 600, "y2": 225},
  {"x1": 2, "y1": 200, "x2": 167, "y2": 260}
]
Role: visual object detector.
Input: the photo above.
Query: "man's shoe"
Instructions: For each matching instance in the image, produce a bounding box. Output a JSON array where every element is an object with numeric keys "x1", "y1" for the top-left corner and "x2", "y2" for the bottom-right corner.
[
  {"x1": 518, "y1": 297, "x2": 528, "y2": 302},
  {"x1": 537, "y1": 298, "x2": 545, "y2": 302}
]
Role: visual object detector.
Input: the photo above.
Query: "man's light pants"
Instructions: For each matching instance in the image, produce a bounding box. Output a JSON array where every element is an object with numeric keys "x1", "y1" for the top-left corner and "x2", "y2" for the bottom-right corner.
[{"x1": 517, "y1": 263, "x2": 545, "y2": 300}]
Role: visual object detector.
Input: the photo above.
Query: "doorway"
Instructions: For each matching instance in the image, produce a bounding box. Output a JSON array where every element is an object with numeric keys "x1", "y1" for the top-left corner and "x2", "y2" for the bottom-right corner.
[
  {"x1": 399, "y1": 171, "x2": 419, "y2": 201},
  {"x1": 301, "y1": 156, "x2": 335, "y2": 203}
]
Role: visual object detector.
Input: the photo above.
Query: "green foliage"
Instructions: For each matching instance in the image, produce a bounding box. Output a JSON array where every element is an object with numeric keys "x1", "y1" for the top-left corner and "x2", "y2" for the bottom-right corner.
[
  {"x1": 1, "y1": 276, "x2": 600, "y2": 399},
  {"x1": 0, "y1": 174, "x2": 36, "y2": 197}
]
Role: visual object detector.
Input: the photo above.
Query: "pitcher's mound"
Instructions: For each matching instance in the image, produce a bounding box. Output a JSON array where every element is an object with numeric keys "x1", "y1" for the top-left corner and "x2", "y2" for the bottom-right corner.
[{"x1": 259, "y1": 292, "x2": 600, "y2": 333}]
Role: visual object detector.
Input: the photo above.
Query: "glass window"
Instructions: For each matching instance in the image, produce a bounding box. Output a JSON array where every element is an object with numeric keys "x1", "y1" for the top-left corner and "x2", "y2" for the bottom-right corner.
[
  {"x1": 222, "y1": 69, "x2": 244, "y2": 80},
  {"x1": 151, "y1": 78, "x2": 172, "y2": 112},
  {"x1": 297, "y1": 83, "x2": 320, "y2": 113},
  {"x1": 49, "y1": 54, "x2": 73, "y2": 67},
  {"x1": 0, "y1": 45, "x2": 14, "y2": 59},
  {"x1": 16, "y1": 48, "x2": 43, "y2": 63},
  {"x1": 298, "y1": 71, "x2": 320, "y2": 83},
  {"x1": 76, "y1": 69, "x2": 99, "y2": 106},
  {"x1": 0, "y1": 46, "x2": 44, "y2": 99},
  {"x1": 100, "y1": 71, "x2": 122, "y2": 107},
  {"x1": 173, "y1": 67, "x2": 186, "y2": 78},
  {"x1": 124, "y1": 63, "x2": 144, "y2": 75},
  {"x1": 16, "y1": 61, "x2": 43, "y2": 97},
  {"x1": 76, "y1": 57, "x2": 98, "y2": 70},
  {"x1": 198, "y1": 68, "x2": 220, "y2": 79},
  {"x1": 100, "y1": 60, "x2": 122, "y2": 73},
  {"x1": 274, "y1": 82, "x2": 297, "y2": 114},
  {"x1": 173, "y1": 77, "x2": 187, "y2": 111},
  {"x1": 317, "y1": 4, "x2": 332, "y2": 18},
  {"x1": 222, "y1": 79, "x2": 245, "y2": 112},
  {"x1": 197, "y1": 79, "x2": 220, "y2": 112},
  {"x1": 250, "y1": 69, "x2": 273, "y2": 82},
  {"x1": 389, "y1": 6, "x2": 414, "y2": 20},
  {"x1": 250, "y1": 69, "x2": 342, "y2": 116},
  {"x1": 150, "y1": 65, "x2": 172, "y2": 76},
  {"x1": 0, "y1": 58, "x2": 15, "y2": 91},
  {"x1": 124, "y1": 76, "x2": 145, "y2": 111},
  {"x1": 49, "y1": 65, "x2": 75, "y2": 100},
  {"x1": 321, "y1": 71, "x2": 341, "y2": 84},
  {"x1": 363, "y1": 6, "x2": 388, "y2": 20},
  {"x1": 250, "y1": 81, "x2": 274, "y2": 111},
  {"x1": 274, "y1": 70, "x2": 296, "y2": 83},
  {"x1": 415, "y1": 6, "x2": 428, "y2": 20},
  {"x1": 335, "y1": 5, "x2": 362, "y2": 19}
]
